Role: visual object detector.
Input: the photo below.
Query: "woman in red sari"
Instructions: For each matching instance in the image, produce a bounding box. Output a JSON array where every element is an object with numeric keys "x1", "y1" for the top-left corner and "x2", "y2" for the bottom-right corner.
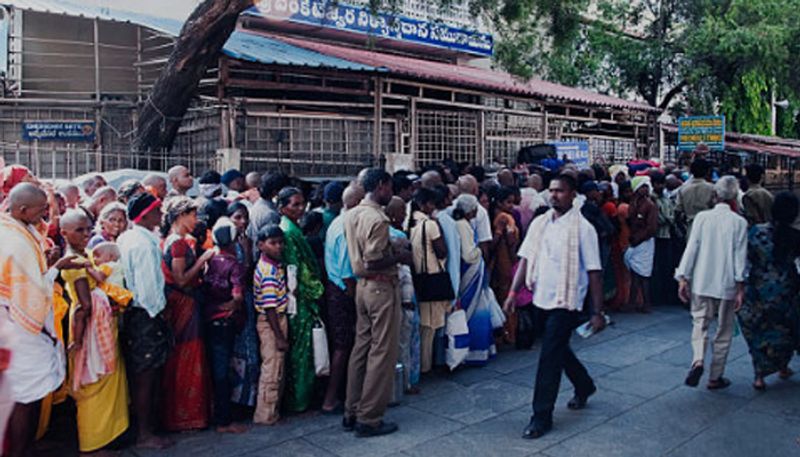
[{"x1": 160, "y1": 196, "x2": 215, "y2": 431}]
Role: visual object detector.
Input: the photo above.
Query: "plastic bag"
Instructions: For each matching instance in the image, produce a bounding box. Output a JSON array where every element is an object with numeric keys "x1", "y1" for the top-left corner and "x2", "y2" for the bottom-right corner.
[
  {"x1": 312, "y1": 320, "x2": 330, "y2": 377},
  {"x1": 445, "y1": 309, "x2": 470, "y2": 370}
]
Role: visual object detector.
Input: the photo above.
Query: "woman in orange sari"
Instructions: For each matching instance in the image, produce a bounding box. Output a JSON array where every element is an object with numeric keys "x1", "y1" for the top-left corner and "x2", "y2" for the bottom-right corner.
[
  {"x1": 160, "y1": 197, "x2": 215, "y2": 431},
  {"x1": 608, "y1": 181, "x2": 633, "y2": 311},
  {"x1": 490, "y1": 186, "x2": 520, "y2": 344}
]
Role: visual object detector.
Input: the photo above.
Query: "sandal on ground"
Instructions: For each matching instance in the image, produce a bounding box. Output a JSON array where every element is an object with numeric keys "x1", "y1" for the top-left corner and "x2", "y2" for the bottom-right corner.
[
  {"x1": 752, "y1": 378, "x2": 766, "y2": 391},
  {"x1": 405, "y1": 385, "x2": 421, "y2": 395},
  {"x1": 321, "y1": 403, "x2": 344, "y2": 415},
  {"x1": 707, "y1": 377, "x2": 731, "y2": 390},
  {"x1": 685, "y1": 365, "x2": 704, "y2": 387},
  {"x1": 779, "y1": 368, "x2": 794, "y2": 380}
]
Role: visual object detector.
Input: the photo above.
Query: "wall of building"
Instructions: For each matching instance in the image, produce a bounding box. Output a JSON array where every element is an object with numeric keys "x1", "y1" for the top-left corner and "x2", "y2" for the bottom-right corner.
[{"x1": 12, "y1": 10, "x2": 138, "y2": 100}]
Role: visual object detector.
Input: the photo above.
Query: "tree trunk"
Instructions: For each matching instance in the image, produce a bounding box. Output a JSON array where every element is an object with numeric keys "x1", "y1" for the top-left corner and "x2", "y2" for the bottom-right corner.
[{"x1": 134, "y1": 0, "x2": 253, "y2": 152}]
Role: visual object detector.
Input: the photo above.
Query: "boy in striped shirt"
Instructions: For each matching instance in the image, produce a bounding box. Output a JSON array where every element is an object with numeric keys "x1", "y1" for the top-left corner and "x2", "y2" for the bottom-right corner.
[{"x1": 253, "y1": 224, "x2": 289, "y2": 425}]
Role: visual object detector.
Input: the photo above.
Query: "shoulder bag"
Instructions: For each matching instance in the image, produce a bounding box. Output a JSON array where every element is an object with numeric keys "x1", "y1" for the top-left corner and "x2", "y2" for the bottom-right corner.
[{"x1": 412, "y1": 219, "x2": 456, "y2": 302}]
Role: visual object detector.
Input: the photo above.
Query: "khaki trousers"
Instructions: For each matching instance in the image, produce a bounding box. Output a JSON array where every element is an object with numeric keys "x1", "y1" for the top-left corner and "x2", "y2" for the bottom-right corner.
[
  {"x1": 690, "y1": 295, "x2": 735, "y2": 381},
  {"x1": 419, "y1": 300, "x2": 449, "y2": 373},
  {"x1": 254, "y1": 313, "x2": 287, "y2": 425},
  {"x1": 345, "y1": 278, "x2": 400, "y2": 426}
]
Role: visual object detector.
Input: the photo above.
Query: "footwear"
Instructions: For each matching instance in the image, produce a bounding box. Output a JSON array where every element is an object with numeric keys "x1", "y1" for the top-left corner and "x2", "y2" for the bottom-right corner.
[
  {"x1": 522, "y1": 419, "x2": 551, "y2": 440},
  {"x1": 404, "y1": 385, "x2": 422, "y2": 395},
  {"x1": 707, "y1": 377, "x2": 731, "y2": 390},
  {"x1": 779, "y1": 367, "x2": 794, "y2": 380},
  {"x1": 342, "y1": 415, "x2": 356, "y2": 432},
  {"x1": 322, "y1": 403, "x2": 344, "y2": 416},
  {"x1": 685, "y1": 364, "x2": 704, "y2": 387},
  {"x1": 354, "y1": 421, "x2": 399, "y2": 438},
  {"x1": 567, "y1": 385, "x2": 597, "y2": 410},
  {"x1": 752, "y1": 378, "x2": 766, "y2": 392}
]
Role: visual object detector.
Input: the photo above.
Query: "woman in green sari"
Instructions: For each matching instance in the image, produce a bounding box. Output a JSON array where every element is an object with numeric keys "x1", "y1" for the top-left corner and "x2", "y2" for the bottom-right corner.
[{"x1": 278, "y1": 187, "x2": 325, "y2": 412}]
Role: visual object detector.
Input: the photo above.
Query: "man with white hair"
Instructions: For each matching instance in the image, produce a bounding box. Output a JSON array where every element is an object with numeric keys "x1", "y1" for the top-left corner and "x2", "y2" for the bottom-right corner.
[{"x1": 675, "y1": 175, "x2": 747, "y2": 390}]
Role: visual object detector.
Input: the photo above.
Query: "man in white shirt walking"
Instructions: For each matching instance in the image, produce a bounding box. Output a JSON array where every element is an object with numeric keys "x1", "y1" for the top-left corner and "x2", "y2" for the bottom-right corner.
[
  {"x1": 504, "y1": 173, "x2": 605, "y2": 439},
  {"x1": 675, "y1": 175, "x2": 747, "y2": 390}
]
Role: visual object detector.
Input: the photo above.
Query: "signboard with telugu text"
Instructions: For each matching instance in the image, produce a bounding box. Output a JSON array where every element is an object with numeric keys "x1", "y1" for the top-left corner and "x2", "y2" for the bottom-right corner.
[
  {"x1": 22, "y1": 121, "x2": 96, "y2": 142},
  {"x1": 550, "y1": 141, "x2": 590, "y2": 167},
  {"x1": 246, "y1": 0, "x2": 494, "y2": 57},
  {"x1": 678, "y1": 115, "x2": 725, "y2": 151}
]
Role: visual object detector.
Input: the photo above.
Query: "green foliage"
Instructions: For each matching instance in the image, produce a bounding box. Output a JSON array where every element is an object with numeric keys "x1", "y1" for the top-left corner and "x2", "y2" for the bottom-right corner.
[
  {"x1": 486, "y1": 0, "x2": 800, "y2": 137},
  {"x1": 719, "y1": 71, "x2": 771, "y2": 135},
  {"x1": 367, "y1": 0, "x2": 800, "y2": 137}
]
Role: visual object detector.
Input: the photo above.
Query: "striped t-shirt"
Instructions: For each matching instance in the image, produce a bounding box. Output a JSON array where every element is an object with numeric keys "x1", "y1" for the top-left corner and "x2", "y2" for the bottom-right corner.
[{"x1": 253, "y1": 255, "x2": 288, "y2": 314}]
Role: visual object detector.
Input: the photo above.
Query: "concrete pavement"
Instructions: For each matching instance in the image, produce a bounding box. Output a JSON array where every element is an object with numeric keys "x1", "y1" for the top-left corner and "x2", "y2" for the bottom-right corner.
[{"x1": 129, "y1": 305, "x2": 800, "y2": 457}]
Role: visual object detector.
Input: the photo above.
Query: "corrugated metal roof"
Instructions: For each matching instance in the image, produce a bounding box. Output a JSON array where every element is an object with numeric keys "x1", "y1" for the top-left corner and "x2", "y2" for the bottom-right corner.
[
  {"x1": 1, "y1": 0, "x2": 376, "y2": 71},
  {"x1": 273, "y1": 35, "x2": 658, "y2": 112},
  {"x1": 1, "y1": 0, "x2": 183, "y2": 35},
  {"x1": 4, "y1": 0, "x2": 654, "y2": 111},
  {"x1": 223, "y1": 31, "x2": 377, "y2": 71}
]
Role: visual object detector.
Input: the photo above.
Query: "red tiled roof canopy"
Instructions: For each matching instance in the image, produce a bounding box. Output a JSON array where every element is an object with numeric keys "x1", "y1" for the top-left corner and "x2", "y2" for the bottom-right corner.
[{"x1": 270, "y1": 34, "x2": 658, "y2": 113}]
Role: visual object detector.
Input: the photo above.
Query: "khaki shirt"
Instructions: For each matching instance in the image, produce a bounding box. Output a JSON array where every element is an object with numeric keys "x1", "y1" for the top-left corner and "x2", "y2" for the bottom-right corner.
[
  {"x1": 344, "y1": 199, "x2": 396, "y2": 278},
  {"x1": 742, "y1": 185, "x2": 773, "y2": 225},
  {"x1": 676, "y1": 177, "x2": 715, "y2": 230}
]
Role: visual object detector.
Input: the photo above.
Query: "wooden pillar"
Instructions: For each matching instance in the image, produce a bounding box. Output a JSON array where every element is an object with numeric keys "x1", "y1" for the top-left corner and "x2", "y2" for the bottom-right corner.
[
  {"x1": 477, "y1": 110, "x2": 485, "y2": 165},
  {"x1": 372, "y1": 76, "x2": 383, "y2": 167},
  {"x1": 410, "y1": 97, "x2": 417, "y2": 169},
  {"x1": 542, "y1": 110, "x2": 549, "y2": 141},
  {"x1": 93, "y1": 18, "x2": 101, "y2": 101}
]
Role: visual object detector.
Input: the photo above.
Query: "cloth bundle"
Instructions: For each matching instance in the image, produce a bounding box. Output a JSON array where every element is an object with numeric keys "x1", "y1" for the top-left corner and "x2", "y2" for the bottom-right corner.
[{"x1": 71, "y1": 289, "x2": 116, "y2": 391}]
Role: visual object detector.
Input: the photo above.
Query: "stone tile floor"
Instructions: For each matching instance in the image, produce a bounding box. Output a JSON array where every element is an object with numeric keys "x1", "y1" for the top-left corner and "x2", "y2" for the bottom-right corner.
[{"x1": 122, "y1": 305, "x2": 800, "y2": 457}]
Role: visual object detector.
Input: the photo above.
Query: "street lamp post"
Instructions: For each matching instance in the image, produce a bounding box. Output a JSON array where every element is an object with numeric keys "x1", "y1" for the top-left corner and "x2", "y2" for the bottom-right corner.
[{"x1": 772, "y1": 98, "x2": 790, "y2": 136}]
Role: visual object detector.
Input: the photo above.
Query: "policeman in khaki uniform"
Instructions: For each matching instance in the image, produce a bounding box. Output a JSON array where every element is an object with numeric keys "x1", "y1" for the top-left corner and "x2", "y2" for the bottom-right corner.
[{"x1": 342, "y1": 168, "x2": 413, "y2": 438}]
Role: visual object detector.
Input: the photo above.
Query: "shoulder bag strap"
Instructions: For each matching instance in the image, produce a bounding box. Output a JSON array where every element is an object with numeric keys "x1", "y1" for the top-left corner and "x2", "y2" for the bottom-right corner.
[{"x1": 421, "y1": 218, "x2": 428, "y2": 274}]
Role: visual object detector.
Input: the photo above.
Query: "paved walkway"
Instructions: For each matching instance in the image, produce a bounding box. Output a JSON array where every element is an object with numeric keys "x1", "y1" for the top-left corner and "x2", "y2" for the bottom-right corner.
[{"x1": 130, "y1": 305, "x2": 800, "y2": 457}]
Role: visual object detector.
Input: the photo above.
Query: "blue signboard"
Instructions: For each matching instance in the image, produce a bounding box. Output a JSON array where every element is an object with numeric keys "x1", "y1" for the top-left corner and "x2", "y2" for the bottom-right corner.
[
  {"x1": 22, "y1": 121, "x2": 96, "y2": 142},
  {"x1": 550, "y1": 141, "x2": 590, "y2": 167},
  {"x1": 678, "y1": 115, "x2": 725, "y2": 151},
  {"x1": 247, "y1": 0, "x2": 493, "y2": 57}
]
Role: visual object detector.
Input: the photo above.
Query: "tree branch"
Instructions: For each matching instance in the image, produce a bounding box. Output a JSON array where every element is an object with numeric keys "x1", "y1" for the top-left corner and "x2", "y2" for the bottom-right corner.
[
  {"x1": 134, "y1": 0, "x2": 253, "y2": 152},
  {"x1": 658, "y1": 79, "x2": 688, "y2": 111}
]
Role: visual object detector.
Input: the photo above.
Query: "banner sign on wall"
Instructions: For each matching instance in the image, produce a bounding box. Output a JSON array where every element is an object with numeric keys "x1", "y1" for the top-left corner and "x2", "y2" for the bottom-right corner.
[
  {"x1": 247, "y1": 0, "x2": 494, "y2": 57},
  {"x1": 22, "y1": 121, "x2": 96, "y2": 142},
  {"x1": 550, "y1": 141, "x2": 590, "y2": 166},
  {"x1": 678, "y1": 115, "x2": 725, "y2": 151}
]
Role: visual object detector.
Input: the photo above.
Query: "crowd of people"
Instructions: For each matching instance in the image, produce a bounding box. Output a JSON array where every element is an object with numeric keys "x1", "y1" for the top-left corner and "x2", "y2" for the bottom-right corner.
[{"x1": 0, "y1": 144, "x2": 798, "y2": 454}]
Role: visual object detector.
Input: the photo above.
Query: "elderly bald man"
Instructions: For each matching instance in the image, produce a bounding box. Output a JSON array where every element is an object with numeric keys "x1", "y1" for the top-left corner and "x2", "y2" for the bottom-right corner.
[
  {"x1": 142, "y1": 173, "x2": 168, "y2": 200},
  {"x1": 58, "y1": 183, "x2": 81, "y2": 209},
  {"x1": 1, "y1": 183, "x2": 74, "y2": 457},
  {"x1": 167, "y1": 165, "x2": 193, "y2": 198},
  {"x1": 456, "y1": 174, "x2": 492, "y2": 261},
  {"x1": 80, "y1": 185, "x2": 117, "y2": 225},
  {"x1": 420, "y1": 170, "x2": 443, "y2": 189},
  {"x1": 497, "y1": 168, "x2": 516, "y2": 187},
  {"x1": 321, "y1": 182, "x2": 365, "y2": 414},
  {"x1": 82, "y1": 174, "x2": 107, "y2": 198}
]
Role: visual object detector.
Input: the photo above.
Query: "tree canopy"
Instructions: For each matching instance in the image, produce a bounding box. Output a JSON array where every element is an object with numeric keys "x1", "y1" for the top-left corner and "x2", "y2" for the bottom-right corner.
[{"x1": 481, "y1": 0, "x2": 800, "y2": 137}]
